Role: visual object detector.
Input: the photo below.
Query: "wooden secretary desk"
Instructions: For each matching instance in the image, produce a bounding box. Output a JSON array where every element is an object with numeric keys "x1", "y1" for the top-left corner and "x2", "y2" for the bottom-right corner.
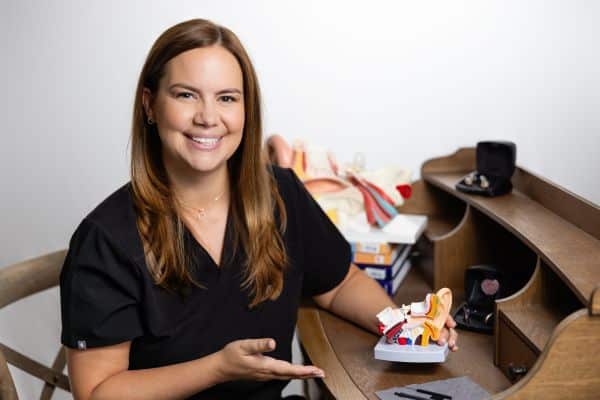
[{"x1": 297, "y1": 148, "x2": 600, "y2": 400}]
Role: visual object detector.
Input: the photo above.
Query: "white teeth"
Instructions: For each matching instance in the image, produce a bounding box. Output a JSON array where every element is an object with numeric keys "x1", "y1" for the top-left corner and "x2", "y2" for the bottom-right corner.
[{"x1": 190, "y1": 136, "x2": 220, "y2": 144}]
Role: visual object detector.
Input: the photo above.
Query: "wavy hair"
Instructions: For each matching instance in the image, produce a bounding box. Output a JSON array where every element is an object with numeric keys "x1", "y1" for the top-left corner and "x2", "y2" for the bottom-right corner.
[{"x1": 129, "y1": 19, "x2": 287, "y2": 306}]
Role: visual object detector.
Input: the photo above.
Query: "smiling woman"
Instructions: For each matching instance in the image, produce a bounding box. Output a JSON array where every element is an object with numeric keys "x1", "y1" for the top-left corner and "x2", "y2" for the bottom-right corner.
[
  {"x1": 58, "y1": 18, "x2": 456, "y2": 400},
  {"x1": 129, "y1": 19, "x2": 286, "y2": 302}
]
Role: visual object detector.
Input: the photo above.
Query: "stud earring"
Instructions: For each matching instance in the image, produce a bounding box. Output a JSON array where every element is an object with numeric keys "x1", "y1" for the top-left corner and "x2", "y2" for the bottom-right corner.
[{"x1": 147, "y1": 117, "x2": 154, "y2": 125}]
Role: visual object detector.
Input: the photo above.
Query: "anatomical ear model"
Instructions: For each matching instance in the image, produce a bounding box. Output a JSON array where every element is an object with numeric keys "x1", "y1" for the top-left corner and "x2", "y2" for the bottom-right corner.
[
  {"x1": 377, "y1": 288, "x2": 453, "y2": 347},
  {"x1": 374, "y1": 288, "x2": 453, "y2": 363}
]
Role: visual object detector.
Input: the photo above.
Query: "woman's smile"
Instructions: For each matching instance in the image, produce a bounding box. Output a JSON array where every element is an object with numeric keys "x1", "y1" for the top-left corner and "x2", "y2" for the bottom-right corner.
[{"x1": 184, "y1": 133, "x2": 224, "y2": 151}]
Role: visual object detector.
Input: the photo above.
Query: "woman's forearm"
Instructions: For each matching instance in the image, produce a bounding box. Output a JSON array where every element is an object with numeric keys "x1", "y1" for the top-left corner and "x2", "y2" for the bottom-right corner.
[
  {"x1": 328, "y1": 265, "x2": 395, "y2": 334},
  {"x1": 90, "y1": 352, "x2": 224, "y2": 400}
]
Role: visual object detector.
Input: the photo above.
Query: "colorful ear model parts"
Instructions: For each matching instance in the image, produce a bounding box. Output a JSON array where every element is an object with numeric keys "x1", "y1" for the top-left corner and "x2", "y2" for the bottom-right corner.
[
  {"x1": 377, "y1": 288, "x2": 452, "y2": 347},
  {"x1": 409, "y1": 293, "x2": 438, "y2": 318},
  {"x1": 396, "y1": 184, "x2": 412, "y2": 200},
  {"x1": 265, "y1": 134, "x2": 412, "y2": 228},
  {"x1": 347, "y1": 172, "x2": 399, "y2": 228}
]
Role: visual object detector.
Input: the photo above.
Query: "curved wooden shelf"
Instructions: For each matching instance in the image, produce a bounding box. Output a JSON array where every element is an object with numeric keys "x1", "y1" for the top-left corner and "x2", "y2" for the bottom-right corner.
[
  {"x1": 495, "y1": 257, "x2": 582, "y2": 357},
  {"x1": 397, "y1": 180, "x2": 466, "y2": 241},
  {"x1": 421, "y1": 150, "x2": 600, "y2": 304}
]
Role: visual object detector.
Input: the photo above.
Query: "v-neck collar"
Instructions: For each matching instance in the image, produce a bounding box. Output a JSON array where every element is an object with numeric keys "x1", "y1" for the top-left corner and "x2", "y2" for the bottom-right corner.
[{"x1": 184, "y1": 209, "x2": 233, "y2": 270}]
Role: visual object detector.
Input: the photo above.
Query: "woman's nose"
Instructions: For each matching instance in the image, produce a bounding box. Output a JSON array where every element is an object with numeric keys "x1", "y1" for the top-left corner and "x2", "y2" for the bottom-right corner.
[{"x1": 193, "y1": 101, "x2": 217, "y2": 127}]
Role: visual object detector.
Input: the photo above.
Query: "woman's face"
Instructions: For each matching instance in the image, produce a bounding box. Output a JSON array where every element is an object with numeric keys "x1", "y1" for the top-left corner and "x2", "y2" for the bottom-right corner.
[{"x1": 143, "y1": 46, "x2": 245, "y2": 180}]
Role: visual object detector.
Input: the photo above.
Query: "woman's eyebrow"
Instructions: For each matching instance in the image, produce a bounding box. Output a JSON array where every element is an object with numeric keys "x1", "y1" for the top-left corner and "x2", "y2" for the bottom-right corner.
[
  {"x1": 216, "y1": 88, "x2": 242, "y2": 95},
  {"x1": 168, "y1": 83, "x2": 242, "y2": 95},
  {"x1": 169, "y1": 83, "x2": 198, "y2": 92}
]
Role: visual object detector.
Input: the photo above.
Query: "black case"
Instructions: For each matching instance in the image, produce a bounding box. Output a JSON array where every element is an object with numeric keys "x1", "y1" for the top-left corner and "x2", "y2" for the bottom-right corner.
[
  {"x1": 455, "y1": 141, "x2": 516, "y2": 197},
  {"x1": 453, "y1": 265, "x2": 504, "y2": 334}
]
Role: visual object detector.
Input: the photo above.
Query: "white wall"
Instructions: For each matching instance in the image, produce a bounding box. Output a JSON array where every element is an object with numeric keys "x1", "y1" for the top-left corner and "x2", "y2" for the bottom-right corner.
[{"x1": 1, "y1": 1, "x2": 599, "y2": 398}]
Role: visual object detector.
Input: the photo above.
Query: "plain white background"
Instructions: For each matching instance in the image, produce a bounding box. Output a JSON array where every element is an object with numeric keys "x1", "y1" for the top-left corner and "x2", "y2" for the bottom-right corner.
[{"x1": 1, "y1": 1, "x2": 599, "y2": 398}]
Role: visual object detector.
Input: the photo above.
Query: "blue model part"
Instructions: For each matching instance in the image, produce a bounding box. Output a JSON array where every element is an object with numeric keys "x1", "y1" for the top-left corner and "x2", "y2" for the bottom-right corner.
[
  {"x1": 365, "y1": 186, "x2": 399, "y2": 218},
  {"x1": 373, "y1": 212, "x2": 386, "y2": 228}
]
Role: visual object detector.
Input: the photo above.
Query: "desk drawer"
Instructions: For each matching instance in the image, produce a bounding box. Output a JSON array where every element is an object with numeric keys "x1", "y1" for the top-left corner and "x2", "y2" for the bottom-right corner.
[{"x1": 496, "y1": 317, "x2": 538, "y2": 383}]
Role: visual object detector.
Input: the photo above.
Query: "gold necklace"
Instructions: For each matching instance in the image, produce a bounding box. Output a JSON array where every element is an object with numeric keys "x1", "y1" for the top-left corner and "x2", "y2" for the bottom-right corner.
[{"x1": 178, "y1": 191, "x2": 225, "y2": 220}]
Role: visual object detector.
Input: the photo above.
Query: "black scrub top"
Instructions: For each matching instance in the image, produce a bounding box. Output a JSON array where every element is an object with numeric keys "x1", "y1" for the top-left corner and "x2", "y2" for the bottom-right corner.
[{"x1": 60, "y1": 166, "x2": 351, "y2": 400}]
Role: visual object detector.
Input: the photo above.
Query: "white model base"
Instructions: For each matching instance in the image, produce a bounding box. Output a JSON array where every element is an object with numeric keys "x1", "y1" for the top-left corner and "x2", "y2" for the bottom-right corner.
[{"x1": 373, "y1": 336, "x2": 448, "y2": 363}]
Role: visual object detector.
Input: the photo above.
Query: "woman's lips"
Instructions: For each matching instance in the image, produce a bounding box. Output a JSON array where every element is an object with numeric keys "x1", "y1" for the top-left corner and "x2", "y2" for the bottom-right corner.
[{"x1": 185, "y1": 134, "x2": 223, "y2": 151}]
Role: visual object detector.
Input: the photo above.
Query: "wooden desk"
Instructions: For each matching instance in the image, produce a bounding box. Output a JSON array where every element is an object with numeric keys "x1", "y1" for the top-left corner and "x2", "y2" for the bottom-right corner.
[{"x1": 298, "y1": 148, "x2": 600, "y2": 399}]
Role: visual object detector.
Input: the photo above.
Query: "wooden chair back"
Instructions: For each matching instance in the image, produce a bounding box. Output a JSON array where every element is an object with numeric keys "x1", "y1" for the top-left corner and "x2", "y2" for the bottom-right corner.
[{"x1": 0, "y1": 250, "x2": 70, "y2": 400}]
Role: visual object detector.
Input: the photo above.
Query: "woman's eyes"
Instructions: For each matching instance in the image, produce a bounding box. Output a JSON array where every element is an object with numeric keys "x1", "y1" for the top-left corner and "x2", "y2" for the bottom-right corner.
[
  {"x1": 176, "y1": 91, "x2": 196, "y2": 100},
  {"x1": 174, "y1": 92, "x2": 239, "y2": 103},
  {"x1": 219, "y1": 95, "x2": 238, "y2": 103}
]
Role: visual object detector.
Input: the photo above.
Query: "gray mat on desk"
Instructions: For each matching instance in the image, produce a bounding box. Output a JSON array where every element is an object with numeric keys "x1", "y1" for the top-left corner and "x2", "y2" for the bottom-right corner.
[{"x1": 376, "y1": 376, "x2": 490, "y2": 400}]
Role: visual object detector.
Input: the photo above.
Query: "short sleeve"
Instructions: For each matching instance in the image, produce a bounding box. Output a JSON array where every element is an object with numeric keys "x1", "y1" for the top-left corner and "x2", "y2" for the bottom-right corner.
[
  {"x1": 60, "y1": 218, "x2": 144, "y2": 349},
  {"x1": 285, "y1": 169, "x2": 352, "y2": 296}
]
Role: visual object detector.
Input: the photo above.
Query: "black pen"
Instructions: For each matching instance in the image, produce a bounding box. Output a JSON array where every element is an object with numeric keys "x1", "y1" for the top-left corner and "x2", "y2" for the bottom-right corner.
[
  {"x1": 416, "y1": 388, "x2": 452, "y2": 399},
  {"x1": 394, "y1": 392, "x2": 430, "y2": 400}
]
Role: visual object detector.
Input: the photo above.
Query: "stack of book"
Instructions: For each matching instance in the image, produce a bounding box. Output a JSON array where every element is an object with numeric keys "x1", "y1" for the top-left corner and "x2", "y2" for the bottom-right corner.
[
  {"x1": 337, "y1": 212, "x2": 427, "y2": 296},
  {"x1": 352, "y1": 242, "x2": 412, "y2": 296}
]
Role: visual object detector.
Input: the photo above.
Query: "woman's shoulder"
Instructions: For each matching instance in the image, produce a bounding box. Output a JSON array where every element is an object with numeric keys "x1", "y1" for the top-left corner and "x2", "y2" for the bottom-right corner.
[
  {"x1": 74, "y1": 182, "x2": 144, "y2": 262},
  {"x1": 270, "y1": 165, "x2": 301, "y2": 199},
  {"x1": 270, "y1": 164, "x2": 293, "y2": 182},
  {"x1": 85, "y1": 182, "x2": 135, "y2": 229}
]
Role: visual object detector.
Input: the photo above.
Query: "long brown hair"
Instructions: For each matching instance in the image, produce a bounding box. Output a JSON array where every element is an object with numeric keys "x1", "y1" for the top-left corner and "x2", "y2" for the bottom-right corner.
[{"x1": 129, "y1": 19, "x2": 288, "y2": 307}]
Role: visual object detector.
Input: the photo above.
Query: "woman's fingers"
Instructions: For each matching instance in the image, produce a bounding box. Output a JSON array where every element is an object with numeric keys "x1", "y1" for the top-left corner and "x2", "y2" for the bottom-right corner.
[
  {"x1": 262, "y1": 357, "x2": 324, "y2": 379},
  {"x1": 239, "y1": 338, "x2": 276, "y2": 355},
  {"x1": 444, "y1": 314, "x2": 459, "y2": 350},
  {"x1": 436, "y1": 314, "x2": 459, "y2": 350},
  {"x1": 448, "y1": 327, "x2": 459, "y2": 351},
  {"x1": 223, "y1": 338, "x2": 325, "y2": 381},
  {"x1": 255, "y1": 370, "x2": 324, "y2": 381},
  {"x1": 437, "y1": 327, "x2": 449, "y2": 345},
  {"x1": 444, "y1": 314, "x2": 457, "y2": 329},
  {"x1": 436, "y1": 327, "x2": 459, "y2": 350}
]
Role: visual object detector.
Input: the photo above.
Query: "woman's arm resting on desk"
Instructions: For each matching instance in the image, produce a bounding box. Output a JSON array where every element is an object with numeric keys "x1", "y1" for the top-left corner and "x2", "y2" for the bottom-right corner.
[
  {"x1": 313, "y1": 264, "x2": 458, "y2": 350},
  {"x1": 68, "y1": 339, "x2": 324, "y2": 400}
]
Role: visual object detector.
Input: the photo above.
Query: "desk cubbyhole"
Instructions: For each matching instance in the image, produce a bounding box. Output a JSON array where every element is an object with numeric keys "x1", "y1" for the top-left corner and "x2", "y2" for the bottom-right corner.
[
  {"x1": 428, "y1": 205, "x2": 536, "y2": 302},
  {"x1": 495, "y1": 258, "x2": 584, "y2": 365},
  {"x1": 423, "y1": 184, "x2": 466, "y2": 240},
  {"x1": 397, "y1": 181, "x2": 466, "y2": 240},
  {"x1": 407, "y1": 183, "x2": 466, "y2": 288},
  {"x1": 468, "y1": 207, "x2": 537, "y2": 297}
]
